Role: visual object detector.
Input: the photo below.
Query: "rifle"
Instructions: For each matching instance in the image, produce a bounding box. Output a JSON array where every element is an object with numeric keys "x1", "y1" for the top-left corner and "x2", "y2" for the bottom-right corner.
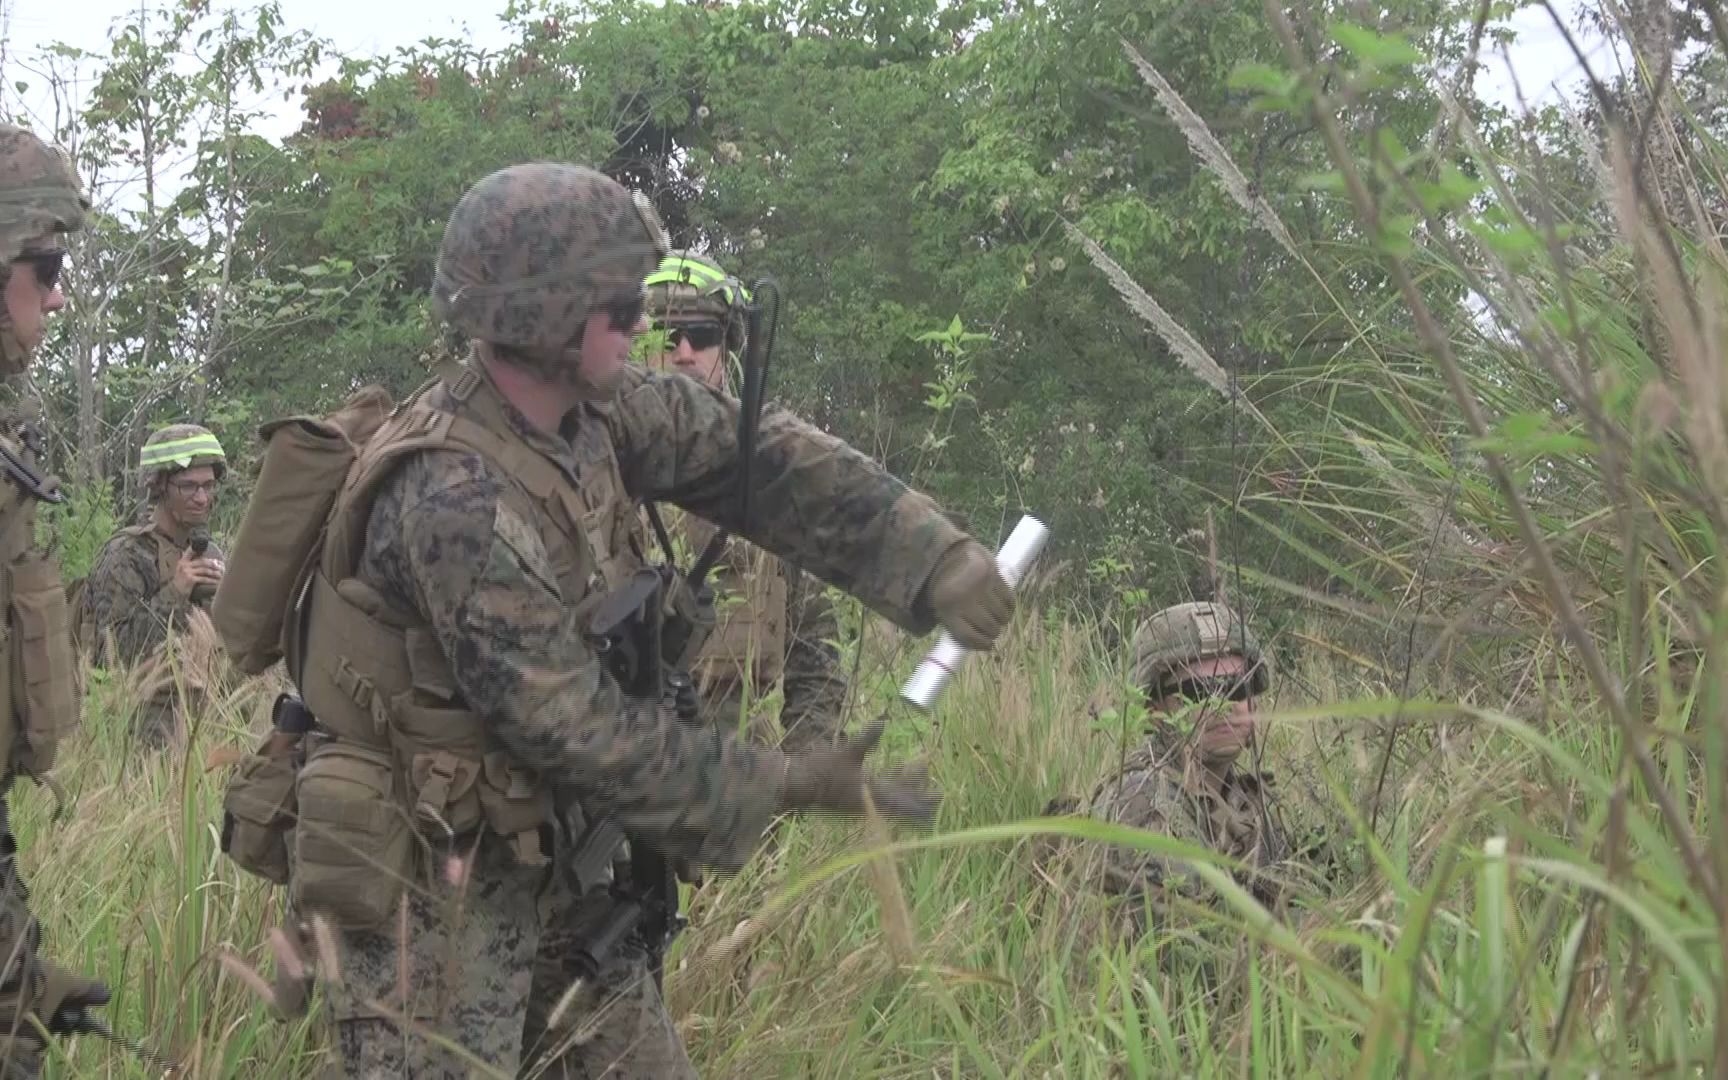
[
  {"x1": 0, "y1": 440, "x2": 61, "y2": 505},
  {"x1": 582, "y1": 277, "x2": 783, "y2": 988},
  {"x1": 51, "y1": 1008, "x2": 180, "y2": 1074}
]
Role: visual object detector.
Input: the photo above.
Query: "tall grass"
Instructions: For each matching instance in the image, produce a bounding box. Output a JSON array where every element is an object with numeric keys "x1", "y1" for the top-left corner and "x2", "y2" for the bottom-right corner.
[
  {"x1": 19, "y1": 7, "x2": 1728, "y2": 1076},
  {"x1": 17, "y1": 601, "x2": 1717, "y2": 1076}
]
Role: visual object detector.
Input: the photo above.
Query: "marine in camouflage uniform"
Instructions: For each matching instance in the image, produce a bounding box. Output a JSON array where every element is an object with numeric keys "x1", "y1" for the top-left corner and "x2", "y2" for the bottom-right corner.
[
  {"x1": 291, "y1": 164, "x2": 1014, "y2": 1078},
  {"x1": 78, "y1": 425, "x2": 228, "y2": 748},
  {"x1": 0, "y1": 124, "x2": 109, "y2": 1076},
  {"x1": 640, "y1": 250, "x2": 847, "y2": 751},
  {"x1": 1056, "y1": 602, "x2": 1292, "y2": 936}
]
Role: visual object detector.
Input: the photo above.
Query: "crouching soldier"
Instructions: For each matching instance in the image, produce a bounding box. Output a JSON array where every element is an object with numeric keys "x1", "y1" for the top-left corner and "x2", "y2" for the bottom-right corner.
[{"x1": 1053, "y1": 602, "x2": 1299, "y2": 936}]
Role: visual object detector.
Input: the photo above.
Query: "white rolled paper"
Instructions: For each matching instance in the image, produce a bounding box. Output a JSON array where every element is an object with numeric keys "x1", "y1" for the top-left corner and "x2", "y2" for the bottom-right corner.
[{"x1": 900, "y1": 514, "x2": 1050, "y2": 710}]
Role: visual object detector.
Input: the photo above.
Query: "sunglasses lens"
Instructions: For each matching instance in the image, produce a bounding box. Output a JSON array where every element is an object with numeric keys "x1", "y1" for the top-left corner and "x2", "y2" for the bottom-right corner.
[
  {"x1": 670, "y1": 323, "x2": 725, "y2": 351},
  {"x1": 20, "y1": 252, "x2": 62, "y2": 291},
  {"x1": 1169, "y1": 677, "x2": 1252, "y2": 703},
  {"x1": 608, "y1": 292, "x2": 645, "y2": 332}
]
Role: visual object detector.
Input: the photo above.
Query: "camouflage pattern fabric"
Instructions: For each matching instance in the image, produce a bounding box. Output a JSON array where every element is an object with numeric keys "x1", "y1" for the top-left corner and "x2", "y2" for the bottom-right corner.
[
  {"x1": 0, "y1": 794, "x2": 46, "y2": 1078},
  {"x1": 1130, "y1": 601, "x2": 1270, "y2": 697},
  {"x1": 0, "y1": 1040, "x2": 39, "y2": 1079},
  {"x1": 1073, "y1": 739, "x2": 1290, "y2": 933},
  {"x1": 696, "y1": 568, "x2": 847, "y2": 751},
  {"x1": 0, "y1": 124, "x2": 91, "y2": 1070},
  {"x1": 431, "y1": 164, "x2": 667, "y2": 378},
  {"x1": 777, "y1": 568, "x2": 848, "y2": 749},
  {"x1": 80, "y1": 523, "x2": 224, "y2": 668},
  {"x1": 643, "y1": 249, "x2": 751, "y2": 353},
  {"x1": 666, "y1": 509, "x2": 848, "y2": 751},
  {"x1": 0, "y1": 126, "x2": 84, "y2": 265},
  {"x1": 330, "y1": 361, "x2": 965, "y2": 1075},
  {"x1": 691, "y1": 573, "x2": 846, "y2": 749},
  {"x1": 523, "y1": 859, "x2": 694, "y2": 1079},
  {"x1": 80, "y1": 524, "x2": 224, "y2": 749},
  {"x1": 0, "y1": 124, "x2": 87, "y2": 376},
  {"x1": 136, "y1": 423, "x2": 226, "y2": 487},
  {"x1": 326, "y1": 835, "x2": 691, "y2": 1079}
]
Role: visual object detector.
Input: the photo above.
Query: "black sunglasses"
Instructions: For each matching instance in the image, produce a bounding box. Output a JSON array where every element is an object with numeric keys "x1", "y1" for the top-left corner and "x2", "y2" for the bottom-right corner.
[
  {"x1": 1157, "y1": 675, "x2": 1257, "y2": 704},
  {"x1": 15, "y1": 251, "x2": 63, "y2": 291},
  {"x1": 596, "y1": 290, "x2": 646, "y2": 333},
  {"x1": 663, "y1": 322, "x2": 726, "y2": 352}
]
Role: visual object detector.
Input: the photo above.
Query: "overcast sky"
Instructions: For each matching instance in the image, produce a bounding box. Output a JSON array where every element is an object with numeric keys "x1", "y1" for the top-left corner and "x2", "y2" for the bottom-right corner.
[{"x1": 0, "y1": 0, "x2": 1617, "y2": 209}]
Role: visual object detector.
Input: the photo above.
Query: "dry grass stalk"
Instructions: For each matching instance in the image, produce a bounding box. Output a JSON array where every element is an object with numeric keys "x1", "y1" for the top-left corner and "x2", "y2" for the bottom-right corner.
[
  {"x1": 1062, "y1": 219, "x2": 1230, "y2": 396},
  {"x1": 1121, "y1": 39, "x2": 1300, "y2": 261},
  {"x1": 860, "y1": 787, "x2": 918, "y2": 968}
]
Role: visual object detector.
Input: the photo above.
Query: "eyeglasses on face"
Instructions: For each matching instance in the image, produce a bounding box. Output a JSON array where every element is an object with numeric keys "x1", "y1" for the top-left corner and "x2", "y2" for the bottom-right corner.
[{"x1": 170, "y1": 479, "x2": 220, "y2": 498}]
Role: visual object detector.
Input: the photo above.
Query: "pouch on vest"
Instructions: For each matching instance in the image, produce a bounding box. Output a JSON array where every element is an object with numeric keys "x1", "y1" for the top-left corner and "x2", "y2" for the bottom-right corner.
[
  {"x1": 388, "y1": 627, "x2": 551, "y2": 863},
  {"x1": 10, "y1": 554, "x2": 78, "y2": 776},
  {"x1": 291, "y1": 740, "x2": 412, "y2": 932},
  {"x1": 220, "y1": 738, "x2": 299, "y2": 884},
  {"x1": 220, "y1": 692, "x2": 310, "y2": 884},
  {"x1": 213, "y1": 386, "x2": 393, "y2": 676}
]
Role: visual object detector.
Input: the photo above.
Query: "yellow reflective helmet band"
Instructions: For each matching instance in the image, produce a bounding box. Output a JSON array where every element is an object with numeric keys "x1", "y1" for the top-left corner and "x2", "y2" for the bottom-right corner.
[
  {"x1": 139, "y1": 432, "x2": 226, "y2": 470},
  {"x1": 644, "y1": 254, "x2": 752, "y2": 307}
]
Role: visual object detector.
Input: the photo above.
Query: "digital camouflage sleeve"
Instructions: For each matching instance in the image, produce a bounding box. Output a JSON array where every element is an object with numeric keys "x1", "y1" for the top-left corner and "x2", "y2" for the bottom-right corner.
[
  {"x1": 606, "y1": 367, "x2": 968, "y2": 630},
  {"x1": 358, "y1": 368, "x2": 966, "y2": 871},
  {"x1": 81, "y1": 528, "x2": 223, "y2": 667}
]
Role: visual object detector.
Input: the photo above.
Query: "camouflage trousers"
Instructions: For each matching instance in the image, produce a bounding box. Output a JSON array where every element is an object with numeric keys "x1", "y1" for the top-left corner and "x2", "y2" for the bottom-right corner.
[
  {"x1": 0, "y1": 1042, "x2": 39, "y2": 1079},
  {"x1": 0, "y1": 799, "x2": 43, "y2": 1079},
  {"x1": 324, "y1": 834, "x2": 693, "y2": 1079},
  {"x1": 124, "y1": 641, "x2": 215, "y2": 751}
]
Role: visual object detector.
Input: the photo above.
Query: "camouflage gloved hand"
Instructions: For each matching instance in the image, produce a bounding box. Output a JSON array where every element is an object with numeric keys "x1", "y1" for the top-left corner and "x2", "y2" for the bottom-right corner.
[
  {"x1": 37, "y1": 963, "x2": 109, "y2": 1037},
  {"x1": 780, "y1": 720, "x2": 940, "y2": 827},
  {"x1": 921, "y1": 540, "x2": 1013, "y2": 650}
]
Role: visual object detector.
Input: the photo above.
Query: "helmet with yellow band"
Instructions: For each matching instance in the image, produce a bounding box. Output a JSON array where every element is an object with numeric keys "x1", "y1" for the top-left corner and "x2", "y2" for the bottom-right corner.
[
  {"x1": 138, "y1": 424, "x2": 228, "y2": 493},
  {"x1": 643, "y1": 250, "x2": 752, "y2": 354}
]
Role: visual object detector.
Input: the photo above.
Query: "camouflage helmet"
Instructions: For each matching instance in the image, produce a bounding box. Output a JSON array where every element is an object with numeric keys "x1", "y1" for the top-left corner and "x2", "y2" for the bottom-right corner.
[
  {"x1": 0, "y1": 124, "x2": 86, "y2": 265},
  {"x1": 431, "y1": 163, "x2": 670, "y2": 363},
  {"x1": 1130, "y1": 601, "x2": 1270, "y2": 698},
  {"x1": 644, "y1": 249, "x2": 751, "y2": 353},
  {"x1": 139, "y1": 424, "x2": 227, "y2": 487}
]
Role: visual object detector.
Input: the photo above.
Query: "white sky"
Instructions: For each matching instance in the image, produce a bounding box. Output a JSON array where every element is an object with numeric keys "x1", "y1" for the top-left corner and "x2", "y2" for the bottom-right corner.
[{"x1": 0, "y1": 0, "x2": 1614, "y2": 212}]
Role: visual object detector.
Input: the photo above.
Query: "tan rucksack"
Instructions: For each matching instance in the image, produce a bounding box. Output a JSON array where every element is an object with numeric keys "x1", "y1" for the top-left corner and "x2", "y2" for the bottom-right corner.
[{"x1": 211, "y1": 384, "x2": 392, "y2": 885}]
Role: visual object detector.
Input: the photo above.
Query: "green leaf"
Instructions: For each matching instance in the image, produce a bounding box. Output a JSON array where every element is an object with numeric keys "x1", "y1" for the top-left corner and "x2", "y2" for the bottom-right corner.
[
  {"x1": 1298, "y1": 170, "x2": 1348, "y2": 193},
  {"x1": 1464, "y1": 217, "x2": 1544, "y2": 259},
  {"x1": 1227, "y1": 62, "x2": 1296, "y2": 96},
  {"x1": 1330, "y1": 22, "x2": 1427, "y2": 69},
  {"x1": 1375, "y1": 212, "x2": 1417, "y2": 257},
  {"x1": 1471, "y1": 410, "x2": 1596, "y2": 457}
]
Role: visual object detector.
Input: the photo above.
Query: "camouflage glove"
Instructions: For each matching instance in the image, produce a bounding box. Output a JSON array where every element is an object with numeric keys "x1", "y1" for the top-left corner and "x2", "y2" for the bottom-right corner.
[
  {"x1": 37, "y1": 963, "x2": 108, "y2": 1037},
  {"x1": 780, "y1": 720, "x2": 940, "y2": 827},
  {"x1": 0, "y1": 960, "x2": 109, "y2": 1041},
  {"x1": 921, "y1": 539, "x2": 1013, "y2": 650}
]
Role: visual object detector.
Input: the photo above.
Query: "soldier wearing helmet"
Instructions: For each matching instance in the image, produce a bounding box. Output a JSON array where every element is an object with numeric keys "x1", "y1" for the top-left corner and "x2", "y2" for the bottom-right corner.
[
  {"x1": 285, "y1": 163, "x2": 1014, "y2": 1078},
  {"x1": 1054, "y1": 601, "x2": 1294, "y2": 935},
  {"x1": 639, "y1": 250, "x2": 848, "y2": 752},
  {"x1": 0, "y1": 124, "x2": 109, "y2": 1074},
  {"x1": 76, "y1": 424, "x2": 227, "y2": 747}
]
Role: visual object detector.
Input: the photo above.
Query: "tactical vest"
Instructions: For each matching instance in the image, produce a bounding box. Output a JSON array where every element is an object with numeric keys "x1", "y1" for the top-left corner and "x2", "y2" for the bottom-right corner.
[
  {"x1": 120, "y1": 522, "x2": 181, "y2": 593},
  {"x1": 0, "y1": 428, "x2": 77, "y2": 779},
  {"x1": 663, "y1": 509, "x2": 787, "y2": 694},
  {"x1": 292, "y1": 365, "x2": 641, "y2": 876}
]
